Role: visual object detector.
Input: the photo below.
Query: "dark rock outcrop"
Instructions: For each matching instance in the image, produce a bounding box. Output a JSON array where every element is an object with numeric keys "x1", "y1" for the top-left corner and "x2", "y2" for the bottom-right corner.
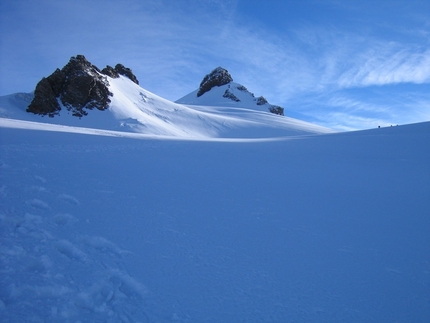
[
  {"x1": 268, "y1": 105, "x2": 284, "y2": 116},
  {"x1": 27, "y1": 55, "x2": 112, "y2": 117},
  {"x1": 60, "y1": 56, "x2": 112, "y2": 117},
  {"x1": 236, "y1": 85, "x2": 248, "y2": 92},
  {"x1": 101, "y1": 64, "x2": 139, "y2": 85},
  {"x1": 113, "y1": 64, "x2": 139, "y2": 85},
  {"x1": 100, "y1": 64, "x2": 139, "y2": 84},
  {"x1": 27, "y1": 55, "x2": 139, "y2": 117},
  {"x1": 100, "y1": 65, "x2": 119, "y2": 79},
  {"x1": 256, "y1": 96, "x2": 268, "y2": 106},
  {"x1": 27, "y1": 77, "x2": 61, "y2": 117},
  {"x1": 197, "y1": 67, "x2": 233, "y2": 97},
  {"x1": 223, "y1": 89, "x2": 240, "y2": 102}
]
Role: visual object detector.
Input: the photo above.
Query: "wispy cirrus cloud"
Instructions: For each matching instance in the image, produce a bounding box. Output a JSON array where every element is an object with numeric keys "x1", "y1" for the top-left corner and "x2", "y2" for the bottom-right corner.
[
  {"x1": 338, "y1": 45, "x2": 430, "y2": 87},
  {"x1": 296, "y1": 87, "x2": 430, "y2": 131}
]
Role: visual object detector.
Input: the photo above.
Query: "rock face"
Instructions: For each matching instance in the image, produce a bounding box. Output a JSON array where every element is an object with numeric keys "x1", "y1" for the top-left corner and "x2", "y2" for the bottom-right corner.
[
  {"x1": 27, "y1": 77, "x2": 62, "y2": 117},
  {"x1": 197, "y1": 67, "x2": 233, "y2": 97},
  {"x1": 27, "y1": 55, "x2": 139, "y2": 117}
]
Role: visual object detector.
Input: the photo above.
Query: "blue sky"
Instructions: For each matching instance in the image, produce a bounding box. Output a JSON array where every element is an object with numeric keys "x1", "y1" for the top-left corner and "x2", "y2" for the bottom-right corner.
[{"x1": 0, "y1": 0, "x2": 429, "y2": 130}]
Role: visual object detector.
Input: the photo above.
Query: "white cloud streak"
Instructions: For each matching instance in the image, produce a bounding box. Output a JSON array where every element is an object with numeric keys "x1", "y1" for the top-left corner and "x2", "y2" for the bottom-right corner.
[{"x1": 338, "y1": 46, "x2": 430, "y2": 87}]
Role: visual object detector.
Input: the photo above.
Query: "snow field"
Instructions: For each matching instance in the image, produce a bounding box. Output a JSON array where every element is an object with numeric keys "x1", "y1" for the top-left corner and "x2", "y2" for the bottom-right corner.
[
  {"x1": 0, "y1": 134, "x2": 149, "y2": 322},
  {"x1": 1, "y1": 123, "x2": 429, "y2": 322}
]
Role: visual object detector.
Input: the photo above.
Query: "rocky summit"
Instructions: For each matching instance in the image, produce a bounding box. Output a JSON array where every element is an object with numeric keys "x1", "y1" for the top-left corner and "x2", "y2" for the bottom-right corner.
[
  {"x1": 197, "y1": 67, "x2": 233, "y2": 97},
  {"x1": 185, "y1": 67, "x2": 284, "y2": 116},
  {"x1": 27, "y1": 55, "x2": 139, "y2": 117}
]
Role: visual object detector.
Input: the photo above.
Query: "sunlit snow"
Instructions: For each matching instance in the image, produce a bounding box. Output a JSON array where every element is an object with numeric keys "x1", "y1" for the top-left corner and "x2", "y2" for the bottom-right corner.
[{"x1": 0, "y1": 75, "x2": 331, "y2": 140}]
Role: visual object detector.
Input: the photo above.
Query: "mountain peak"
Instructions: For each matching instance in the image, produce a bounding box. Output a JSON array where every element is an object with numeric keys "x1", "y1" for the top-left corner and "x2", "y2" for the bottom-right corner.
[
  {"x1": 177, "y1": 67, "x2": 284, "y2": 116},
  {"x1": 197, "y1": 67, "x2": 233, "y2": 97},
  {"x1": 66, "y1": 54, "x2": 97, "y2": 71},
  {"x1": 26, "y1": 55, "x2": 139, "y2": 118}
]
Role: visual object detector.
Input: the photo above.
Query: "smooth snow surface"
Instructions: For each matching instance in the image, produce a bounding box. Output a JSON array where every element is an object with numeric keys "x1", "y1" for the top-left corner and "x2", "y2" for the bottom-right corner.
[{"x1": 1, "y1": 121, "x2": 429, "y2": 322}]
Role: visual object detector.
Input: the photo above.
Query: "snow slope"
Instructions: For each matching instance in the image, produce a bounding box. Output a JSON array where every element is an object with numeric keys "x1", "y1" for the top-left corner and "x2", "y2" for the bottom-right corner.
[
  {"x1": 0, "y1": 76, "x2": 331, "y2": 139},
  {"x1": 1, "y1": 121, "x2": 429, "y2": 322}
]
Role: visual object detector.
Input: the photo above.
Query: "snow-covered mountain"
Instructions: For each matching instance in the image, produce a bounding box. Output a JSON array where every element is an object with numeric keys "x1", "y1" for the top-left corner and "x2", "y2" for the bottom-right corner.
[
  {"x1": 177, "y1": 66, "x2": 284, "y2": 115},
  {"x1": 0, "y1": 56, "x2": 331, "y2": 139}
]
